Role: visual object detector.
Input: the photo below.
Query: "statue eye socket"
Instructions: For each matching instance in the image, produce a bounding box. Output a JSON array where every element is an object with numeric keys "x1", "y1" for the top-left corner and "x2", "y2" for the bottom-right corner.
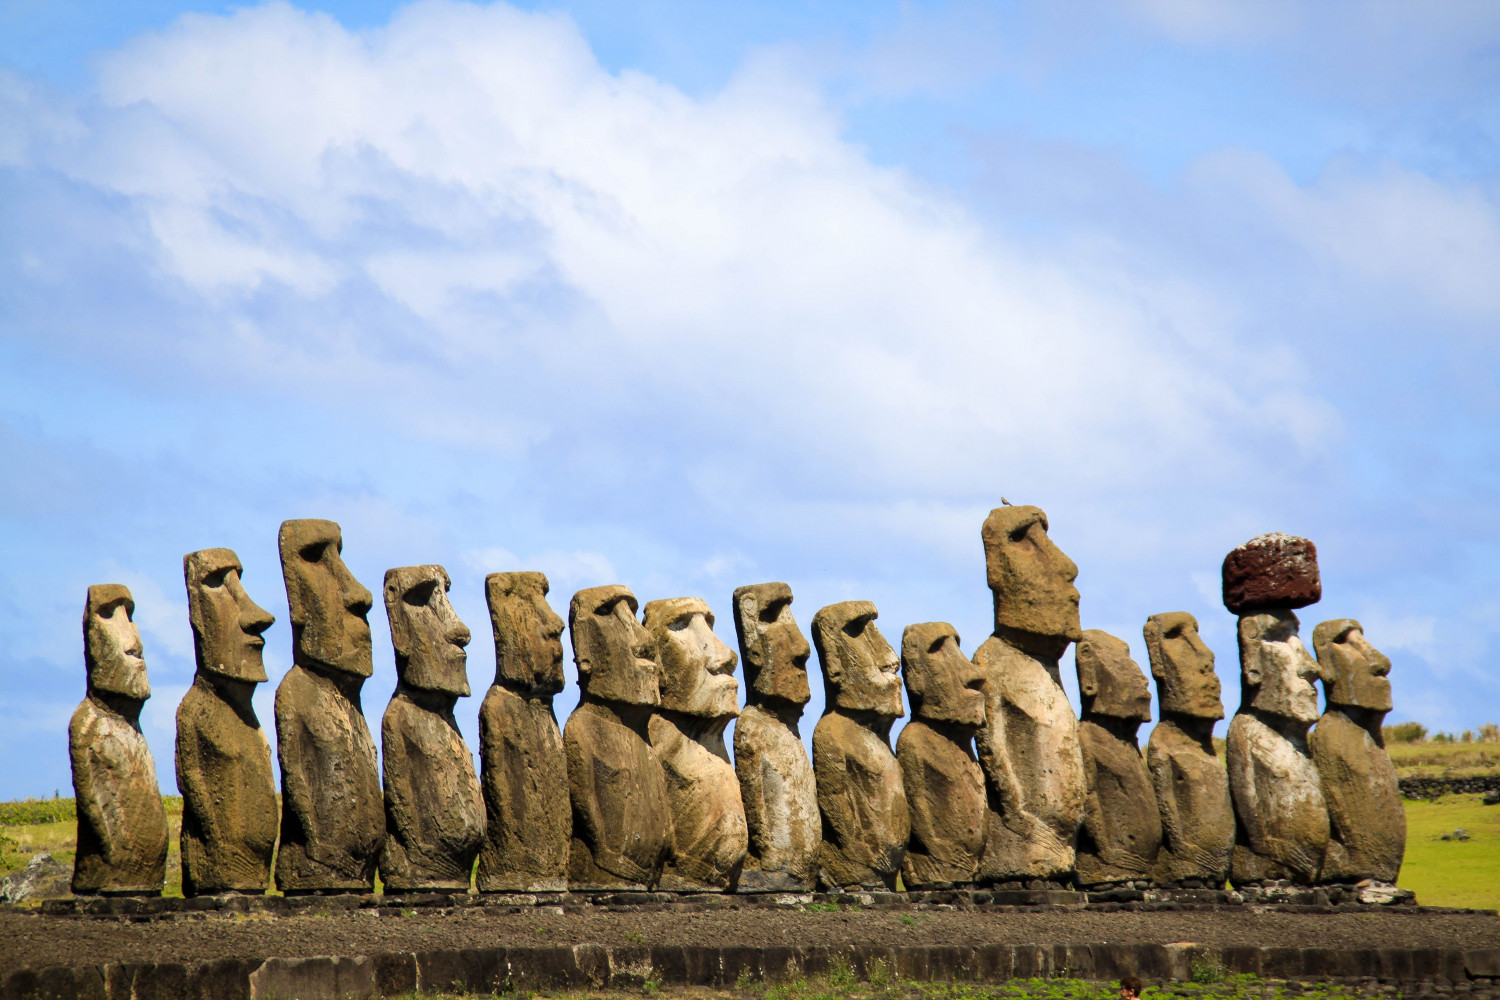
[
  {"x1": 299, "y1": 542, "x2": 328, "y2": 562},
  {"x1": 202, "y1": 568, "x2": 230, "y2": 588},
  {"x1": 1009, "y1": 524, "x2": 1030, "y2": 542},
  {"x1": 759, "y1": 600, "x2": 789, "y2": 624},
  {"x1": 402, "y1": 581, "x2": 438, "y2": 607},
  {"x1": 1164, "y1": 626, "x2": 1182, "y2": 640},
  {"x1": 667, "y1": 615, "x2": 692, "y2": 632}
]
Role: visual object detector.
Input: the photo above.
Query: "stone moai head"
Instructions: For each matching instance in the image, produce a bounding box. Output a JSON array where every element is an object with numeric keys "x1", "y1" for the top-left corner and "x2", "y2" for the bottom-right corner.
[
  {"x1": 1312, "y1": 619, "x2": 1392, "y2": 713},
  {"x1": 1237, "y1": 611, "x2": 1321, "y2": 724},
  {"x1": 486, "y1": 571, "x2": 566, "y2": 695},
  {"x1": 184, "y1": 548, "x2": 275, "y2": 683},
  {"x1": 812, "y1": 601, "x2": 903, "y2": 719},
  {"x1": 1142, "y1": 612, "x2": 1223, "y2": 720},
  {"x1": 569, "y1": 585, "x2": 660, "y2": 706},
  {"x1": 644, "y1": 597, "x2": 739, "y2": 720},
  {"x1": 84, "y1": 584, "x2": 150, "y2": 701},
  {"x1": 981, "y1": 504, "x2": 1082, "y2": 643},
  {"x1": 384, "y1": 565, "x2": 472, "y2": 697},
  {"x1": 279, "y1": 519, "x2": 374, "y2": 678},
  {"x1": 900, "y1": 622, "x2": 984, "y2": 727},
  {"x1": 1075, "y1": 629, "x2": 1152, "y2": 722},
  {"x1": 732, "y1": 582, "x2": 812, "y2": 707}
]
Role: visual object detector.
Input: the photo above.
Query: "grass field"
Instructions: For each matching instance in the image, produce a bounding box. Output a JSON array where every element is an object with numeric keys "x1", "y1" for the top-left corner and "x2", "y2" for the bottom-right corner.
[{"x1": 1385, "y1": 740, "x2": 1500, "y2": 778}]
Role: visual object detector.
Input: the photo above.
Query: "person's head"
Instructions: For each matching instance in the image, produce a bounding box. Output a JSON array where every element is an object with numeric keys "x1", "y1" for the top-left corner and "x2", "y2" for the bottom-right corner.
[
  {"x1": 900, "y1": 622, "x2": 985, "y2": 727},
  {"x1": 278, "y1": 519, "x2": 374, "y2": 677},
  {"x1": 84, "y1": 583, "x2": 151, "y2": 701},
  {"x1": 981, "y1": 504, "x2": 1081, "y2": 643},
  {"x1": 1312, "y1": 618, "x2": 1392, "y2": 712},
  {"x1": 812, "y1": 601, "x2": 903, "y2": 719},
  {"x1": 1076, "y1": 629, "x2": 1151, "y2": 723},
  {"x1": 384, "y1": 564, "x2": 472, "y2": 697},
  {"x1": 1237, "y1": 610, "x2": 1320, "y2": 724},
  {"x1": 486, "y1": 571, "x2": 566, "y2": 695},
  {"x1": 569, "y1": 584, "x2": 660, "y2": 706},
  {"x1": 732, "y1": 582, "x2": 812, "y2": 707},
  {"x1": 1142, "y1": 611, "x2": 1222, "y2": 720},
  {"x1": 643, "y1": 597, "x2": 739, "y2": 720},
  {"x1": 1119, "y1": 976, "x2": 1143, "y2": 998},
  {"x1": 184, "y1": 548, "x2": 275, "y2": 684}
]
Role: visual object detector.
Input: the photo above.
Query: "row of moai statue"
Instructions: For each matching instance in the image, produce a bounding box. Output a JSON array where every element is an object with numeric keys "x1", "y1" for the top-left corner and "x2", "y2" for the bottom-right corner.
[{"x1": 69, "y1": 509, "x2": 1405, "y2": 897}]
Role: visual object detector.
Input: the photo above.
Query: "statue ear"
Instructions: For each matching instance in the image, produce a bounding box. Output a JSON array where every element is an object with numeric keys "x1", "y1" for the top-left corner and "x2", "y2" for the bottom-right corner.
[
  {"x1": 1243, "y1": 655, "x2": 1263, "y2": 687},
  {"x1": 1076, "y1": 654, "x2": 1098, "y2": 697}
]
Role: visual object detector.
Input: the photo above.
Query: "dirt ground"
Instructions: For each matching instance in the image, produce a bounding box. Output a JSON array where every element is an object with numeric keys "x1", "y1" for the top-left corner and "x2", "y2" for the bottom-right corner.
[{"x1": 4, "y1": 907, "x2": 1499, "y2": 974}]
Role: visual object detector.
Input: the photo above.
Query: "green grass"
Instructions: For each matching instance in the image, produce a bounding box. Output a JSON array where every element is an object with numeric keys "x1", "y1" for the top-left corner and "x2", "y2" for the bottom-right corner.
[{"x1": 1397, "y1": 792, "x2": 1500, "y2": 911}]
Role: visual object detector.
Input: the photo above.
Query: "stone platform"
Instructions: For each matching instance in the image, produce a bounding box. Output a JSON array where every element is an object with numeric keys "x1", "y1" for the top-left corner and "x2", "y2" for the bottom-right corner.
[{"x1": 22, "y1": 884, "x2": 1427, "y2": 922}]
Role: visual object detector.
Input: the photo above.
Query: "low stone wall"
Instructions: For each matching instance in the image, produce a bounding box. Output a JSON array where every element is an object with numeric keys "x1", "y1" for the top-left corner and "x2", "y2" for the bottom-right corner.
[
  {"x1": 1399, "y1": 775, "x2": 1500, "y2": 799},
  {"x1": 5, "y1": 941, "x2": 1500, "y2": 999}
]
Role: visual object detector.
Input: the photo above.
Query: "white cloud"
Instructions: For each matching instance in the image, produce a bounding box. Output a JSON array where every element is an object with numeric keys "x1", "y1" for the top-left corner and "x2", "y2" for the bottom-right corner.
[{"x1": 1, "y1": 0, "x2": 1342, "y2": 511}]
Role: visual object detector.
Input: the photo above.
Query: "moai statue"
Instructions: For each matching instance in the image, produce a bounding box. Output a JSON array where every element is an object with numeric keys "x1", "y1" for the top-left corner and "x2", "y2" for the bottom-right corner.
[
  {"x1": 972, "y1": 504, "x2": 1085, "y2": 885},
  {"x1": 1311, "y1": 619, "x2": 1405, "y2": 884},
  {"x1": 1073, "y1": 630, "x2": 1161, "y2": 887},
  {"x1": 644, "y1": 597, "x2": 748, "y2": 891},
  {"x1": 1223, "y1": 533, "x2": 1328, "y2": 886},
  {"x1": 274, "y1": 519, "x2": 384, "y2": 893},
  {"x1": 476, "y1": 572, "x2": 570, "y2": 892},
  {"x1": 177, "y1": 549, "x2": 277, "y2": 896},
  {"x1": 896, "y1": 622, "x2": 987, "y2": 890},
  {"x1": 811, "y1": 601, "x2": 909, "y2": 890},
  {"x1": 71, "y1": 585, "x2": 169, "y2": 895},
  {"x1": 563, "y1": 585, "x2": 672, "y2": 889},
  {"x1": 731, "y1": 582, "x2": 820, "y2": 891},
  {"x1": 379, "y1": 565, "x2": 485, "y2": 891},
  {"x1": 1142, "y1": 612, "x2": 1234, "y2": 886}
]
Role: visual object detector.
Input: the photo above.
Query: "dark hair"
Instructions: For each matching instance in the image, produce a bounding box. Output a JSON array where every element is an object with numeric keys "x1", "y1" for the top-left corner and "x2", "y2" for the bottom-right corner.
[{"x1": 1120, "y1": 976, "x2": 1143, "y2": 995}]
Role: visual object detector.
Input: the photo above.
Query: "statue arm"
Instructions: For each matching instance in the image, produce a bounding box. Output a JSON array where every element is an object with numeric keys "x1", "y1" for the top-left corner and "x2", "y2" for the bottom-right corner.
[
  {"x1": 380, "y1": 711, "x2": 420, "y2": 849},
  {"x1": 70, "y1": 719, "x2": 119, "y2": 866},
  {"x1": 1148, "y1": 745, "x2": 1185, "y2": 860},
  {"x1": 175, "y1": 709, "x2": 222, "y2": 850},
  {"x1": 976, "y1": 702, "x2": 1046, "y2": 842},
  {"x1": 1234, "y1": 735, "x2": 1323, "y2": 878},
  {"x1": 564, "y1": 721, "x2": 651, "y2": 884},
  {"x1": 275, "y1": 691, "x2": 338, "y2": 868},
  {"x1": 734, "y1": 729, "x2": 769, "y2": 861},
  {"x1": 813, "y1": 735, "x2": 877, "y2": 870}
]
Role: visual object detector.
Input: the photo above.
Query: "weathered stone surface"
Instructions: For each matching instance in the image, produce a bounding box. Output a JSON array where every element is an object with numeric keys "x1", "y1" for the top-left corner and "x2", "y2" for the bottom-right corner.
[
  {"x1": 0, "y1": 852, "x2": 70, "y2": 902},
  {"x1": 274, "y1": 519, "x2": 383, "y2": 893},
  {"x1": 896, "y1": 622, "x2": 986, "y2": 890},
  {"x1": 1222, "y1": 533, "x2": 1321, "y2": 615},
  {"x1": 71, "y1": 584, "x2": 168, "y2": 895},
  {"x1": 644, "y1": 597, "x2": 747, "y2": 891},
  {"x1": 1073, "y1": 630, "x2": 1160, "y2": 886},
  {"x1": 1311, "y1": 618, "x2": 1404, "y2": 884},
  {"x1": 1142, "y1": 612, "x2": 1233, "y2": 885},
  {"x1": 731, "y1": 583, "x2": 820, "y2": 892},
  {"x1": 177, "y1": 549, "x2": 278, "y2": 896},
  {"x1": 1227, "y1": 610, "x2": 1328, "y2": 886},
  {"x1": 379, "y1": 565, "x2": 485, "y2": 891},
  {"x1": 973, "y1": 505, "x2": 1084, "y2": 884},
  {"x1": 564, "y1": 585, "x2": 672, "y2": 889},
  {"x1": 811, "y1": 601, "x2": 908, "y2": 890},
  {"x1": 477, "y1": 572, "x2": 570, "y2": 892}
]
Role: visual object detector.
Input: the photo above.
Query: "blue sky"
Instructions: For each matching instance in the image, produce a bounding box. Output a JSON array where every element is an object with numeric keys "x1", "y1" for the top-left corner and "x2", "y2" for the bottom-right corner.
[{"x1": 2, "y1": 0, "x2": 1498, "y2": 800}]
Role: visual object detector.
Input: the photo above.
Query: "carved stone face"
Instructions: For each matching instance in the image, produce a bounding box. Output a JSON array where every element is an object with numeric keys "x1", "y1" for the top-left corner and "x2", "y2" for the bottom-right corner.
[
  {"x1": 84, "y1": 584, "x2": 150, "y2": 701},
  {"x1": 184, "y1": 548, "x2": 275, "y2": 683},
  {"x1": 981, "y1": 505, "x2": 1082, "y2": 642},
  {"x1": 732, "y1": 582, "x2": 812, "y2": 706},
  {"x1": 1313, "y1": 618, "x2": 1392, "y2": 712},
  {"x1": 812, "y1": 601, "x2": 904, "y2": 719},
  {"x1": 486, "y1": 571, "x2": 566, "y2": 695},
  {"x1": 384, "y1": 564, "x2": 472, "y2": 697},
  {"x1": 279, "y1": 519, "x2": 374, "y2": 678},
  {"x1": 569, "y1": 585, "x2": 660, "y2": 706},
  {"x1": 1238, "y1": 610, "x2": 1320, "y2": 724},
  {"x1": 1142, "y1": 611, "x2": 1223, "y2": 720},
  {"x1": 644, "y1": 597, "x2": 739, "y2": 719},
  {"x1": 900, "y1": 622, "x2": 985, "y2": 727},
  {"x1": 1076, "y1": 629, "x2": 1152, "y2": 722}
]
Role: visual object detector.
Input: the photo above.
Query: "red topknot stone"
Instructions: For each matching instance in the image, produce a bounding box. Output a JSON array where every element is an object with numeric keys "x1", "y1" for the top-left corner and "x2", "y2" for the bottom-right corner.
[{"x1": 1221, "y1": 533, "x2": 1321, "y2": 615}]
